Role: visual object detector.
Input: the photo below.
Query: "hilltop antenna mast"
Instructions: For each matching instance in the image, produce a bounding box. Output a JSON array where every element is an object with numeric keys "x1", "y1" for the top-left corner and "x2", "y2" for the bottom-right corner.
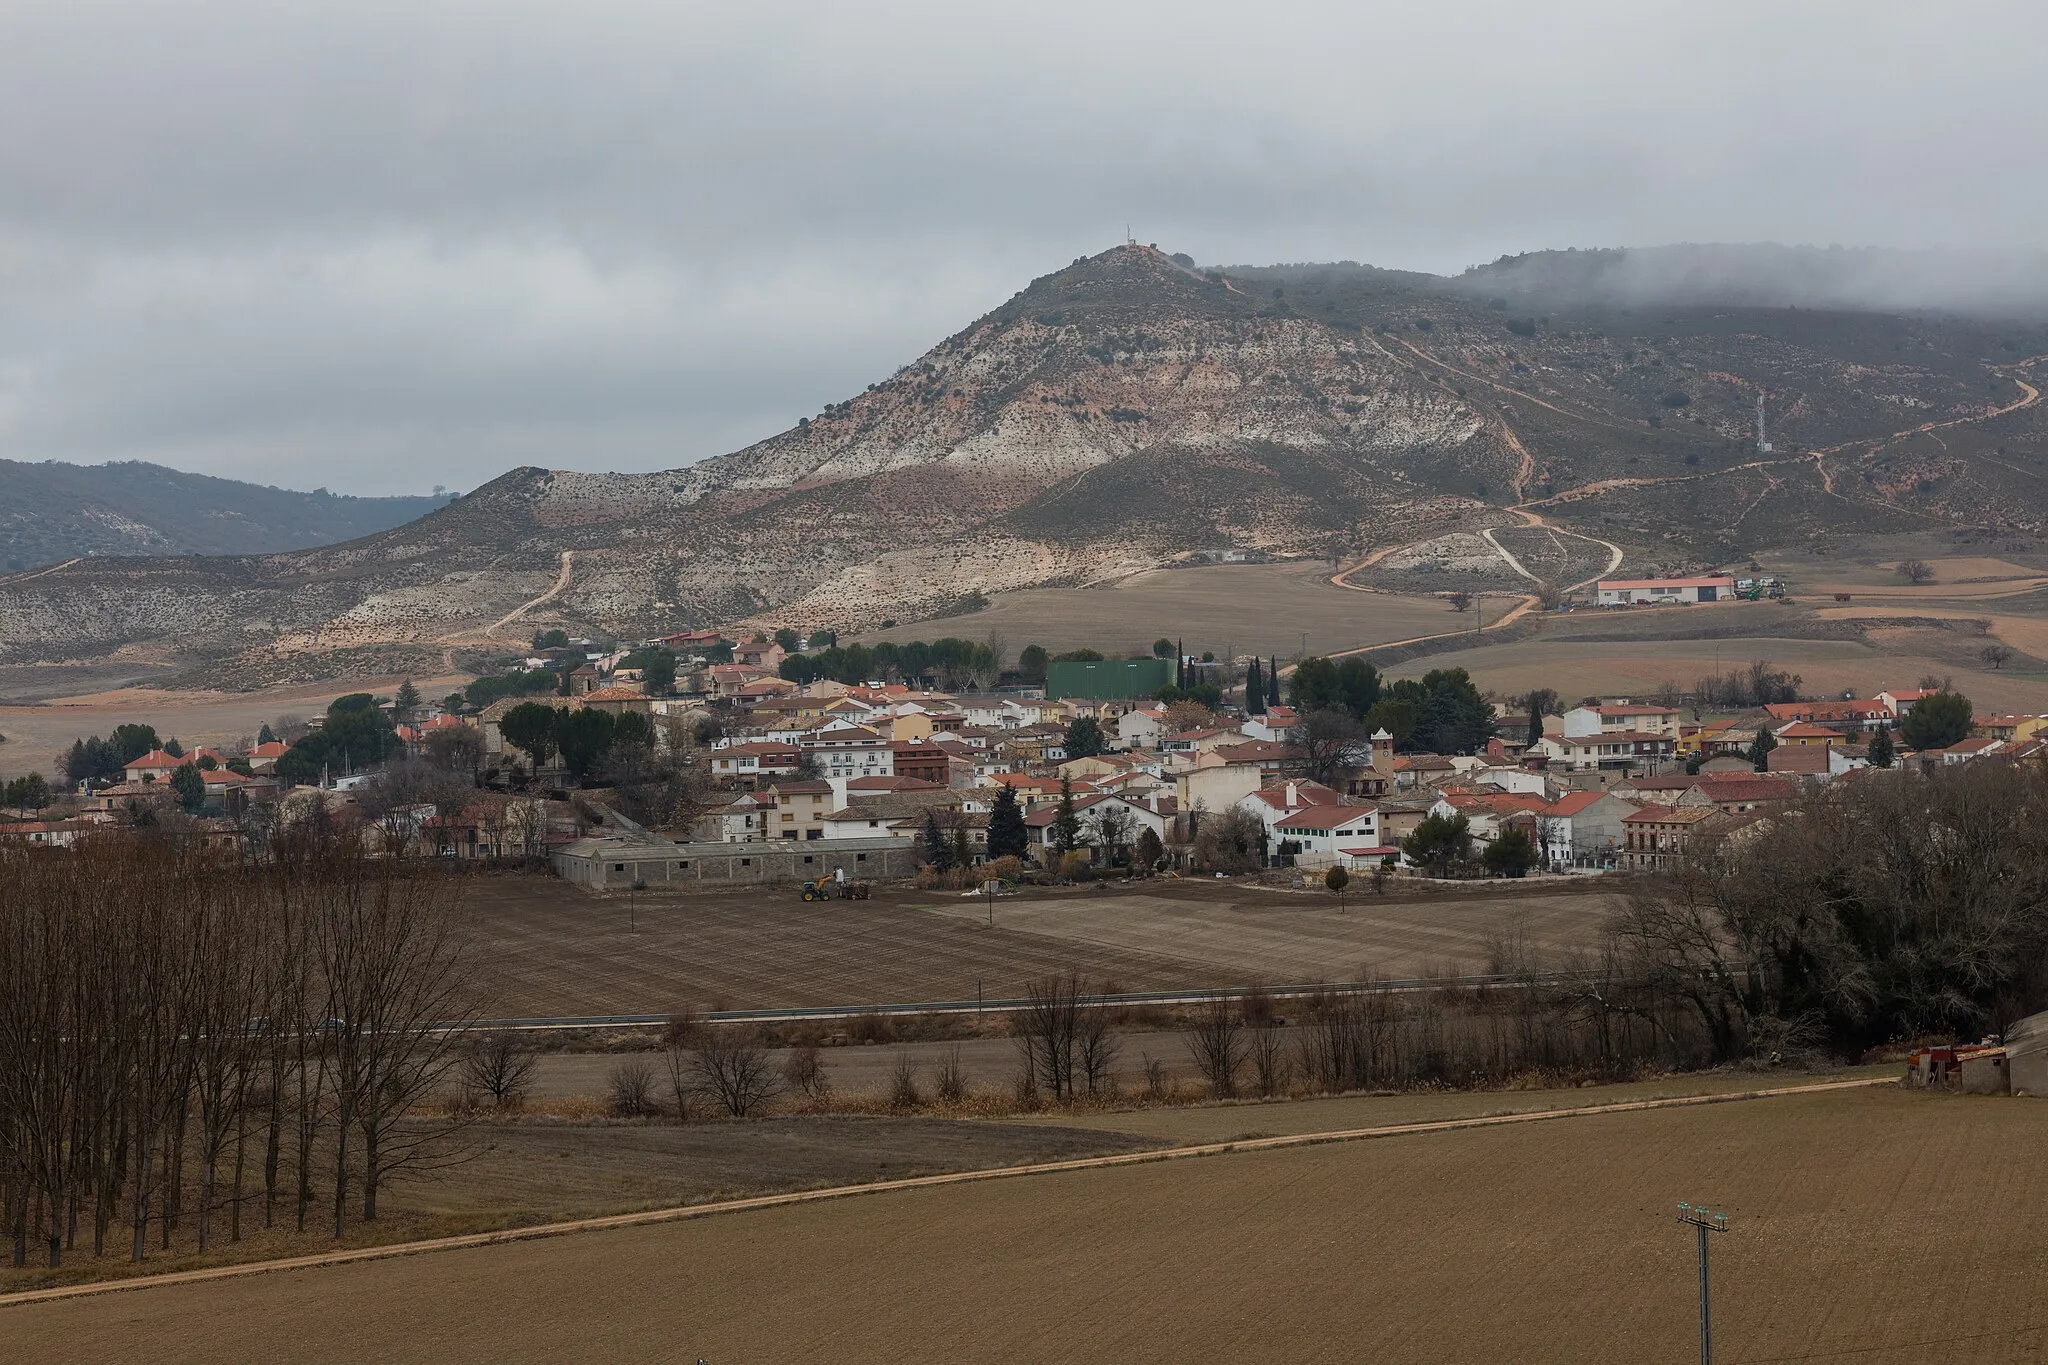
[{"x1": 1755, "y1": 391, "x2": 1773, "y2": 455}]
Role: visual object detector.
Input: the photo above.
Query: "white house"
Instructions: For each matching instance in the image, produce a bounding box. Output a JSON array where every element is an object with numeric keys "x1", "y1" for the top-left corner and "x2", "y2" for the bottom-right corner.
[
  {"x1": 799, "y1": 724, "x2": 894, "y2": 779},
  {"x1": 1533, "y1": 790, "x2": 1640, "y2": 869},
  {"x1": 1117, "y1": 707, "x2": 1169, "y2": 751},
  {"x1": 1535, "y1": 731, "x2": 1677, "y2": 771},
  {"x1": 1239, "y1": 705, "x2": 1300, "y2": 744},
  {"x1": 1273, "y1": 803, "x2": 1382, "y2": 863},
  {"x1": 1471, "y1": 765, "x2": 1554, "y2": 798},
  {"x1": 1595, "y1": 576, "x2": 1737, "y2": 606},
  {"x1": 1561, "y1": 703, "x2": 1681, "y2": 739}
]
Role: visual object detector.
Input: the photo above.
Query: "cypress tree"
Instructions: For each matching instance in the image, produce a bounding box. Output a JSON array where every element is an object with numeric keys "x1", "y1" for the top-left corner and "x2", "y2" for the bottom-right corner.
[
  {"x1": 987, "y1": 785, "x2": 1029, "y2": 859},
  {"x1": 1267, "y1": 657, "x2": 1281, "y2": 707},
  {"x1": 1245, "y1": 657, "x2": 1266, "y2": 715}
]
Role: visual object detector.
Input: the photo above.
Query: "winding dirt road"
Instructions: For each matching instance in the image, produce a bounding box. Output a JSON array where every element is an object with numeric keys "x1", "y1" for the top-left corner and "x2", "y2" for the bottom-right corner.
[{"x1": 485, "y1": 550, "x2": 576, "y2": 640}]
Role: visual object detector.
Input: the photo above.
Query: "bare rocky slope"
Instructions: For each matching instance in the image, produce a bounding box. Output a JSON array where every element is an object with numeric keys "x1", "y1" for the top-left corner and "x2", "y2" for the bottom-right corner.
[{"x1": 2, "y1": 244, "x2": 2045, "y2": 686}]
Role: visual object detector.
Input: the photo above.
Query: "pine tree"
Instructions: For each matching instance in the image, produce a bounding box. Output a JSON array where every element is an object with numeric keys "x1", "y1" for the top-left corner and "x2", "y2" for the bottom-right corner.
[
  {"x1": 1748, "y1": 728, "x2": 1778, "y2": 772},
  {"x1": 258, "y1": 722, "x2": 277, "y2": 746},
  {"x1": 1052, "y1": 777, "x2": 1082, "y2": 854},
  {"x1": 986, "y1": 785, "x2": 1029, "y2": 859},
  {"x1": 394, "y1": 678, "x2": 421, "y2": 721},
  {"x1": 1245, "y1": 657, "x2": 1266, "y2": 715},
  {"x1": 1868, "y1": 724, "x2": 1894, "y2": 769}
]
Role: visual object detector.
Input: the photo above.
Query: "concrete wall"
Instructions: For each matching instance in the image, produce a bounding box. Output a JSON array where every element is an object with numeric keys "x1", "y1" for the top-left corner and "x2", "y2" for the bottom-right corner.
[{"x1": 554, "y1": 837, "x2": 918, "y2": 890}]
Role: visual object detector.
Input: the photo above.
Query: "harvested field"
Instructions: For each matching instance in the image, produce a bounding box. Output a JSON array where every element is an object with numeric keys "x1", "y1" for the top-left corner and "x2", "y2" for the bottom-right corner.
[
  {"x1": 16, "y1": 1084, "x2": 2048, "y2": 1363},
  {"x1": 855, "y1": 559, "x2": 1455, "y2": 658},
  {"x1": 1387, "y1": 635, "x2": 2048, "y2": 711},
  {"x1": 463, "y1": 876, "x2": 1617, "y2": 1016},
  {"x1": 0, "y1": 1114, "x2": 1157, "y2": 1295},
  {"x1": 0, "y1": 674, "x2": 467, "y2": 782}
]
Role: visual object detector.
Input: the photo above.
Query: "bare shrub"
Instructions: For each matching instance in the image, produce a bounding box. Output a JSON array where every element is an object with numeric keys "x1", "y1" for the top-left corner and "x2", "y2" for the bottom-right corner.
[
  {"x1": 1183, "y1": 996, "x2": 1245, "y2": 1098},
  {"x1": 1242, "y1": 987, "x2": 1288, "y2": 1097},
  {"x1": 935, "y1": 1046, "x2": 968, "y2": 1104},
  {"x1": 460, "y1": 1031, "x2": 538, "y2": 1110},
  {"x1": 1141, "y1": 1053, "x2": 1168, "y2": 1100},
  {"x1": 847, "y1": 1011, "x2": 896, "y2": 1045},
  {"x1": 692, "y1": 1026, "x2": 781, "y2": 1117},
  {"x1": 782, "y1": 1043, "x2": 830, "y2": 1104},
  {"x1": 888, "y1": 1054, "x2": 922, "y2": 1110},
  {"x1": 606, "y1": 1059, "x2": 659, "y2": 1117}
]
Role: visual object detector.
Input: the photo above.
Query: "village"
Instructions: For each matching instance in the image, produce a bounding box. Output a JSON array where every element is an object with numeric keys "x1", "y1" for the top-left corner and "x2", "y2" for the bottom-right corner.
[{"x1": 4, "y1": 613, "x2": 2042, "y2": 894}]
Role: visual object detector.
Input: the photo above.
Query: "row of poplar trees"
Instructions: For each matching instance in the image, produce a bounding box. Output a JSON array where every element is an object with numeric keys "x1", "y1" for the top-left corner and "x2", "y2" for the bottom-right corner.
[{"x1": 0, "y1": 825, "x2": 475, "y2": 1269}]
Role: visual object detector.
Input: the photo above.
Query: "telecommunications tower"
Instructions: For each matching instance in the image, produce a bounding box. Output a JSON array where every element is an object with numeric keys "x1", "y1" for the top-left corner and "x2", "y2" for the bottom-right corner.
[{"x1": 1755, "y1": 391, "x2": 1773, "y2": 455}]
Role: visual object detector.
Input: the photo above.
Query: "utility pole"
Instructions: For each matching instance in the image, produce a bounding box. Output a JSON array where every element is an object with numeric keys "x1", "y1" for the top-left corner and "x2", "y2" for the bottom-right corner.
[{"x1": 1677, "y1": 1203, "x2": 1729, "y2": 1365}]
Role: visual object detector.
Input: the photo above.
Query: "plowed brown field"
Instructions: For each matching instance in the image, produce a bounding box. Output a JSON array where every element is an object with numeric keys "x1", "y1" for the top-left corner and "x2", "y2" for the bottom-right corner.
[
  {"x1": 463, "y1": 876, "x2": 1619, "y2": 1015},
  {"x1": 12, "y1": 1085, "x2": 2047, "y2": 1364}
]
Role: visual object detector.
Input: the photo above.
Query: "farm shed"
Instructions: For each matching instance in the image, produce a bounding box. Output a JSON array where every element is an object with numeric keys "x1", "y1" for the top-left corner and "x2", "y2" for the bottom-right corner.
[
  {"x1": 2006, "y1": 1011, "x2": 2048, "y2": 1095},
  {"x1": 552, "y1": 836, "x2": 918, "y2": 891}
]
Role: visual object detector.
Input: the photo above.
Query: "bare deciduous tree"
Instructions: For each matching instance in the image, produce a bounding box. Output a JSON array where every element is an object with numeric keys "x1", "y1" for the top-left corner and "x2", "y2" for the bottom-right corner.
[
  {"x1": 1013, "y1": 973, "x2": 1083, "y2": 1103},
  {"x1": 691, "y1": 1027, "x2": 781, "y2": 1117},
  {"x1": 1183, "y1": 996, "x2": 1245, "y2": 1098},
  {"x1": 460, "y1": 1032, "x2": 539, "y2": 1109}
]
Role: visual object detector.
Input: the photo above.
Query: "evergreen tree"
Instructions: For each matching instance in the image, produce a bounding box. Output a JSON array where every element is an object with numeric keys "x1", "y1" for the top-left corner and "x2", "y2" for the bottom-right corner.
[
  {"x1": 1064, "y1": 715, "x2": 1106, "y2": 760},
  {"x1": 1052, "y1": 777, "x2": 1083, "y2": 854},
  {"x1": 923, "y1": 811, "x2": 957, "y2": 871},
  {"x1": 394, "y1": 677, "x2": 421, "y2": 720},
  {"x1": 169, "y1": 763, "x2": 205, "y2": 812},
  {"x1": 257, "y1": 722, "x2": 277, "y2": 746},
  {"x1": 1245, "y1": 657, "x2": 1266, "y2": 715},
  {"x1": 1267, "y1": 657, "x2": 1281, "y2": 707},
  {"x1": 1748, "y1": 728, "x2": 1778, "y2": 771},
  {"x1": 986, "y1": 785, "x2": 1029, "y2": 859},
  {"x1": 1175, "y1": 638, "x2": 1185, "y2": 691},
  {"x1": 1868, "y1": 724, "x2": 1895, "y2": 769},
  {"x1": 163, "y1": 737, "x2": 184, "y2": 758}
]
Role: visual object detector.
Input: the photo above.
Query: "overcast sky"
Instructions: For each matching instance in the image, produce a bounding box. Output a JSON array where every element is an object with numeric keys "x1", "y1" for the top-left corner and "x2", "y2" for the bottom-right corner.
[{"x1": 2, "y1": 2, "x2": 2043, "y2": 495}]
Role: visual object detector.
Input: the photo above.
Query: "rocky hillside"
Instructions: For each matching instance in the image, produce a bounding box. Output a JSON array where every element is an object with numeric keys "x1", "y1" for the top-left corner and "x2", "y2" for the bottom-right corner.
[
  {"x1": 0, "y1": 461, "x2": 451, "y2": 571},
  {"x1": 2, "y1": 244, "x2": 2045, "y2": 685}
]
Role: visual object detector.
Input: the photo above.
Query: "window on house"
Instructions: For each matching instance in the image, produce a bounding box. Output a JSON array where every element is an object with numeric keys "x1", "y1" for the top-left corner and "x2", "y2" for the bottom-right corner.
[
  {"x1": 856, "y1": 853, "x2": 867, "y2": 862},
  {"x1": 740, "y1": 857, "x2": 752, "y2": 865},
  {"x1": 612, "y1": 863, "x2": 626, "y2": 872}
]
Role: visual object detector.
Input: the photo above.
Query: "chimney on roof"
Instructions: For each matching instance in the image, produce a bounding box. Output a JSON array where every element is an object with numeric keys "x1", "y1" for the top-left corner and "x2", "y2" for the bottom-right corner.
[{"x1": 1285, "y1": 780, "x2": 1298, "y2": 807}]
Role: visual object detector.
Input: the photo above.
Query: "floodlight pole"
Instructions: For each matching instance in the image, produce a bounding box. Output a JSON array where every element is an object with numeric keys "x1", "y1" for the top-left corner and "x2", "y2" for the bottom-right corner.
[{"x1": 1677, "y1": 1203, "x2": 1729, "y2": 1365}]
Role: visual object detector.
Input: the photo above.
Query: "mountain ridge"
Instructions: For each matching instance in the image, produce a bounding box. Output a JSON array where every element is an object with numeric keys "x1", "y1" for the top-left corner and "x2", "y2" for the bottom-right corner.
[
  {"x1": 0, "y1": 459, "x2": 453, "y2": 572},
  {"x1": 2, "y1": 243, "x2": 2045, "y2": 687}
]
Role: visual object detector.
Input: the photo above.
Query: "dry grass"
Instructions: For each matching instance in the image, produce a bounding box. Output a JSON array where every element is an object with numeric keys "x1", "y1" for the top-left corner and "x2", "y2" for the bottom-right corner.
[{"x1": 13, "y1": 1085, "x2": 2048, "y2": 1363}]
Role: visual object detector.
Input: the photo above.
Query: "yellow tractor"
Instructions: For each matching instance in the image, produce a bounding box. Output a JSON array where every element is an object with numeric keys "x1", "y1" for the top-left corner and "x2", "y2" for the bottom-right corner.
[{"x1": 800, "y1": 878, "x2": 871, "y2": 902}]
